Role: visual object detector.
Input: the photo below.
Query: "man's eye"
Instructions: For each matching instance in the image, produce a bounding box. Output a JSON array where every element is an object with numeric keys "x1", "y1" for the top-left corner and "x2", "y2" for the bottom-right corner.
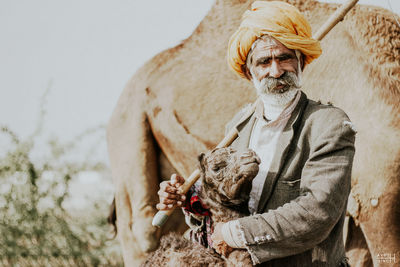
[
  {"x1": 256, "y1": 58, "x2": 270, "y2": 66},
  {"x1": 279, "y1": 55, "x2": 292, "y2": 61}
]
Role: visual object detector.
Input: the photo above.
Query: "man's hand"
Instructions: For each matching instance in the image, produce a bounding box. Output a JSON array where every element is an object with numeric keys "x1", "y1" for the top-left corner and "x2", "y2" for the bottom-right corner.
[
  {"x1": 156, "y1": 174, "x2": 186, "y2": 210},
  {"x1": 211, "y1": 222, "x2": 233, "y2": 257}
]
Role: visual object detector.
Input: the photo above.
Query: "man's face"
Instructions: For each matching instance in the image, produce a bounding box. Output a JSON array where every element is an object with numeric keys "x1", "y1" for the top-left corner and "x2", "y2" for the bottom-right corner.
[{"x1": 247, "y1": 36, "x2": 300, "y2": 95}]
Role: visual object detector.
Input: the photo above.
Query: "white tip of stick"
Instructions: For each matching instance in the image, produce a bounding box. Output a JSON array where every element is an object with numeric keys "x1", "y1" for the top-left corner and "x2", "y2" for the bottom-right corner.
[{"x1": 152, "y1": 211, "x2": 169, "y2": 227}]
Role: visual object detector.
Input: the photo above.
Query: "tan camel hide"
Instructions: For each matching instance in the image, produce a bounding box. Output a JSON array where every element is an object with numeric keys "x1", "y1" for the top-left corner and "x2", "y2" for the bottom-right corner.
[{"x1": 107, "y1": 0, "x2": 400, "y2": 266}]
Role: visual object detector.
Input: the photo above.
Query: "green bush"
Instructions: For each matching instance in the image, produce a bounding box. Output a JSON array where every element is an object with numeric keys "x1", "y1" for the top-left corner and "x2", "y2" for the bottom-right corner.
[{"x1": 0, "y1": 124, "x2": 123, "y2": 267}]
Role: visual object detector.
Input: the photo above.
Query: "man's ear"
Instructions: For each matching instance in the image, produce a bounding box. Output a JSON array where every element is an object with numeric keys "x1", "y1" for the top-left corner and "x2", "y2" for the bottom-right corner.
[
  {"x1": 300, "y1": 54, "x2": 305, "y2": 71},
  {"x1": 241, "y1": 64, "x2": 252, "y2": 80}
]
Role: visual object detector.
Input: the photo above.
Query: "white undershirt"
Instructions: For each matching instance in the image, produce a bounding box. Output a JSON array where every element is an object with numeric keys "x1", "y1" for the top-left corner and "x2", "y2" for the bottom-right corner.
[
  {"x1": 248, "y1": 89, "x2": 300, "y2": 213},
  {"x1": 222, "y1": 89, "x2": 301, "y2": 248}
]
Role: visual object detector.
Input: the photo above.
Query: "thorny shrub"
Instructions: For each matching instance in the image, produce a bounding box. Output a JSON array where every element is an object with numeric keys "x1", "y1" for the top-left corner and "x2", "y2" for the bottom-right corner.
[{"x1": 0, "y1": 89, "x2": 122, "y2": 266}]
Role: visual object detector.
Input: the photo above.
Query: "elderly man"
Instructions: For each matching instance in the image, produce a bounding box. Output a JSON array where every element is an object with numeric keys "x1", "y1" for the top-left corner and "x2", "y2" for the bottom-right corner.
[{"x1": 157, "y1": 1, "x2": 355, "y2": 266}]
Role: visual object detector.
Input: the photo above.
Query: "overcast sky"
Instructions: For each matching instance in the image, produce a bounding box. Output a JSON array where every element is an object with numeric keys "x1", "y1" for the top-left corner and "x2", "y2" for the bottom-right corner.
[{"x1": 0, "y1": 0, "x2": 399, "y2": 162}]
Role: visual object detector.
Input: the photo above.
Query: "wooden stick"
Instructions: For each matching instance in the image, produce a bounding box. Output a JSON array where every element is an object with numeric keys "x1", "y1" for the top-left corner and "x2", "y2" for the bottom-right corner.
[
  {"x1": 313, "y1": 0, "x2": 359, "y2": 41},
  {"x1": 152, "y1": 0, "x2": 359, "y2": 228}
]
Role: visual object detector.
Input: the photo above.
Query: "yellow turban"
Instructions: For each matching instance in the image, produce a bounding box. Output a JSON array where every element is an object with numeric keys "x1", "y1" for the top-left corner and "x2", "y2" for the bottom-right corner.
[{"x1": 227, "y1": 1, "x2": 322, "y2": 78}]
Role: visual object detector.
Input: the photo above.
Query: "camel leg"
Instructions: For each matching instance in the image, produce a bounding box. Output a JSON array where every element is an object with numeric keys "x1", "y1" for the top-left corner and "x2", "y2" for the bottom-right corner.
[
  {"x1": 107, "y1": 88, "x2": 161, "y2": 265},
  {"x1": 114, "y1": 187, "x2": 148, "y2": 266},
  {"x1": 358, "y1": 183, "x2": 400, "y2": 267},
  {"x1": 345, "y1": 216, "x2": 373, "y2": 267}
]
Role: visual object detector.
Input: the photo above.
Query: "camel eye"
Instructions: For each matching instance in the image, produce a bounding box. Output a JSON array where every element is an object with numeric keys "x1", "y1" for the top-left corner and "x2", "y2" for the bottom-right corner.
[
  {"x1": 211, "y1": 160, "x2": 227, "y2": 173},
  {"x1": 212, "y1": 166, "x2": 221, "y2": 172}
]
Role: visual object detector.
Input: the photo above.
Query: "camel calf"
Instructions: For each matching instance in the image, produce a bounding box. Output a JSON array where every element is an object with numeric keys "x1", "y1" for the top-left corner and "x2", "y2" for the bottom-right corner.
[{"x1": 142, "y1": 147, "x2": 260, "y2": 267}]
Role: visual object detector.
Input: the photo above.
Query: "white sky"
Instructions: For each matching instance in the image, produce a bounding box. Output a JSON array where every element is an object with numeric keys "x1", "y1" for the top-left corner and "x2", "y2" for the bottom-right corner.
[{"x1": 0, "y1": 0, "x2": 399, "y2": 162}]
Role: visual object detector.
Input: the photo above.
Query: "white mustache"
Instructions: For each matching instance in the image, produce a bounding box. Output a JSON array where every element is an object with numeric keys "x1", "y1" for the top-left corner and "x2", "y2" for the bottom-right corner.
[{"x1": 258, "y1": 72, "x2": 300, "y2": 94}]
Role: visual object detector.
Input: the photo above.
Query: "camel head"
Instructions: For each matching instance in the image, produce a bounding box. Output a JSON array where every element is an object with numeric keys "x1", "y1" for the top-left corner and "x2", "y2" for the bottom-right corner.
[{"x1": 198, "y1": 147, "x2": 260, "y2": 207}]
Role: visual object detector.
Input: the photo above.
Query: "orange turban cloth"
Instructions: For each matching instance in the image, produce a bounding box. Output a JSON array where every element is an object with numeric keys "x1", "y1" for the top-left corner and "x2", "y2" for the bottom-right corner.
[{"x1": 227, "y1": 1, "x2": 322, "y2": 78}]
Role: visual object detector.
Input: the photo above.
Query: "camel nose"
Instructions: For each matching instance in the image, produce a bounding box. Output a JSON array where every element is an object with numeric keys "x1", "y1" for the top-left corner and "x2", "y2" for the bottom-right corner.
[
  {"x1": 241, "y1": 150, "x2": 261, "y2": 164},
  {"x1": 249, "y1": 152, "x2": 260, "y2": 164},
  {"x1": 248, "y1": 149, "x2": 260, "y2": 164}
]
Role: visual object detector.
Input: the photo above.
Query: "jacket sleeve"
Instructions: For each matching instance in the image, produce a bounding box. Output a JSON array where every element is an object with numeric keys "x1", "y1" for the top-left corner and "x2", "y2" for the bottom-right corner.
[{"x1": 236, "y1": 109, "x2": 356, "y2": 264}]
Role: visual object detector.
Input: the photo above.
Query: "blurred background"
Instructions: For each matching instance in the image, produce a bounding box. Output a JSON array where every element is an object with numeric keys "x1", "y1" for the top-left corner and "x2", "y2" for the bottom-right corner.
[{"x1": 0, "y1": 0, "x2": 398, "y2": 265}]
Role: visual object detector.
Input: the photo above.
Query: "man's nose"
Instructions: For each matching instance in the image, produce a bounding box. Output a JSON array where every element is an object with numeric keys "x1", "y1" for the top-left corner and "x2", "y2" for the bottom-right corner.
[{"x1": 269, "y1": 60, "x2": 284, "y2": 78}]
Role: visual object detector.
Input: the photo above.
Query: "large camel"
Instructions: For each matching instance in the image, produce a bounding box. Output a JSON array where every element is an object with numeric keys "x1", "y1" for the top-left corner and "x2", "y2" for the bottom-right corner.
[{"x1": 107, "y1": 0, "x2": 400, "y2": 266}]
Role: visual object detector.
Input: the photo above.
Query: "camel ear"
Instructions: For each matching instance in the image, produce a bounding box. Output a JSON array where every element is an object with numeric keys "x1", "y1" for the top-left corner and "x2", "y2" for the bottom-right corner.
[{"x1": 198, "y1": 153, "x2": 206, "y2": 173}]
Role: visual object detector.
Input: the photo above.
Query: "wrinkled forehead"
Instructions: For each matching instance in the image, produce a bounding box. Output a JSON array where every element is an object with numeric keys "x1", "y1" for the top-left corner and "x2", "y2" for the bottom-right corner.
[
  {"x1": 252, "y1": 35, "x2": 295, "y2": 55},
  {"x1": 247, "y1": 35, "x2": 297, "y2": 66}
]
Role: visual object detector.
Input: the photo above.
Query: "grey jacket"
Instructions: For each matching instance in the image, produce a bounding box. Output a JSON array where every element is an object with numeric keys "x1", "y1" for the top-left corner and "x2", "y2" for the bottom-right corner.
[{"x1": 225, "y1": 91, "x2": 355, "y2": 266}]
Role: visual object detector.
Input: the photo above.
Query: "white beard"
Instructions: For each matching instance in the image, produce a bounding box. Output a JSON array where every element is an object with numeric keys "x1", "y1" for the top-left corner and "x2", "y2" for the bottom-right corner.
[{"x1": 251, "y1": 70, "x2": 301, "y2": 107}]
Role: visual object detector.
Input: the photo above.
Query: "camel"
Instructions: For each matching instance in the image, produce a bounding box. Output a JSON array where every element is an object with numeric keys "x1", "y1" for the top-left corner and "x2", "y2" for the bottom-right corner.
[
  {"x1": 142, "y1": 147, "x2": 260, "y2": 267},
  {"x1": 107, "y1": 0, "x2": 400, "y2": 266}
]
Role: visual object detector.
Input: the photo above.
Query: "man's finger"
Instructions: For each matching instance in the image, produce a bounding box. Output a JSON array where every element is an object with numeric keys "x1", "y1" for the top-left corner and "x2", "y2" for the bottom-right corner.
[
  {"x1": 164, "y1": 185, "x2": 178, "y2": 194},
  {"x1": 156, "y1": 203, "x2": 167, "y2": 210},
  {"x1": 176, "y1": 175, "x2": 185, "y2": 184},
  {"x1": 161, "y1": 191, "x2": 181, "y2": 200},
  {"x1": 158, "y1": 188, "x2": 176, "y2": 196},
  {"x1": 156, "y1": 203, "x2": 175, "y2": 210},
  {"x1": 171, "y1": 174, "x2": 185, "y2": 186},
  {"x1": 170, "y1": 174, "x2": 178, "y2": 185},
  {"x1": 177, "y1": 187, "x2": 184, "y2": 194},
  {"x1": 160, "y1": 198, "x2": 177, "y2": 205},
  {"x1": 159, "y1": 181, "x2": 169, "y2": 190}
]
